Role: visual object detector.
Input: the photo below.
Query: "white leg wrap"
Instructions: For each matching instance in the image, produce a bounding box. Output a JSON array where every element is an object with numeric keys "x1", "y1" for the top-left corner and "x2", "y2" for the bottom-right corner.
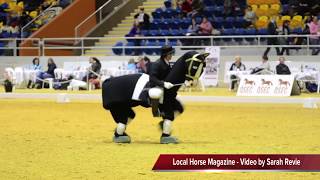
[
  {"x1": 148, "y1": 87, "x2": 163, "y2": 99},
  {"x1": 163, "y1": 119, "x2": 172, "y2": 135},
  {"x1": 116, "y1": 123, "x2": 126, "y2": 135}
]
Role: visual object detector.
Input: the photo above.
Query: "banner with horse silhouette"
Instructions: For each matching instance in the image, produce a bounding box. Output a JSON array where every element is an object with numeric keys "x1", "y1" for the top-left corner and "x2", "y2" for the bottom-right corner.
[{"x1": 237, "y1": 75, "x2": 295, "y2": 96}]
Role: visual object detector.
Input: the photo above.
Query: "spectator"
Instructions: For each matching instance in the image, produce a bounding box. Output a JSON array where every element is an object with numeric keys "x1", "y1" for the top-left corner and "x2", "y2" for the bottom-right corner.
[
  {"x1": 191, "y1": 0, "x2": 204, "y2": 17},
  {"x1": 134, "y1": 7, "x2": 150, "y2": 30},
  {"x1": 39, "y1": 57, "x2": 57, "y2": 79},
  {"x1": 224, "y1": 0, "x2": 242, "y2": 17},
  {"x1": 309, "y1": 16, "x2": 320, "y2": 55},
  {"x1": 199, "y1": 17, "x2": 212, "y2": 45},
  {"x1": 127, "y1": 58, "x2": 137, "y2": 71},
  {"x1": 251, "y1": 56, "x2": 271, "y2": 74},
  {"x1": 136, "y1": 56, "x2": 151, "y2": 74},
  {"x1": 187, "y1": 17, "x2": 199, "y2": 35},
  {"x1": 263, "y1": 16, "x2": 281, "y2": 56},
  {"x1": 229, "y1": 56, "x2": 246, "y2": 90},
  {"x1": 164, "y1": 0, "x2": 172, "y2": 9},
  {"x1": 276, "y1": 56, "x2": 291, "y2": 75},
  {"x1": 127, "y1": 21, "x2": 142, "y2": 55},
  {"x1": 27, "y1": 57, "x2": 42, "y2": 88},
  {"x1": 199, "y1": 17, "x2": 212, "y2": 35},
  {"x1": 179, "y1": 0, "x2": 192, "y2": 17},
  {"x1": 243, "y1": 6, "x2": 256, "y2": 28},
  {"x1": 83, "y1": 57, "x2": 101, "y2": 82},
  {"x1": 279, "y1": 20, "x2": 291, "y2": 56}
]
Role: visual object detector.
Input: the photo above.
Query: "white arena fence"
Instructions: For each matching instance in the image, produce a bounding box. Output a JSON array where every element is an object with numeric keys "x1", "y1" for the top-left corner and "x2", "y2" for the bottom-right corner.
[{"x1": 0, "y1": 34, "x2": 319, "y2": 56}]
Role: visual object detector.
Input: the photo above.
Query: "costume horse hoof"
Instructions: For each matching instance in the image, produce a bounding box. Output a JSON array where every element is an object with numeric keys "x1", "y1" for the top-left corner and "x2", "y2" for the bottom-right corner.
[
  {"x1": 160, "y1": 136, "x2": 179, "y2": 144},
  {"x1": 113, "y1": 135, "x2": 131, "y2": 143}
]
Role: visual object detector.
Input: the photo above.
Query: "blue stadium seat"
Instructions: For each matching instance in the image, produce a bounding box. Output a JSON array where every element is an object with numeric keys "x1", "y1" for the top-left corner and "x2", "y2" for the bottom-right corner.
[
  {"x1": 234, "y1": 17, "x2": 245, "y2": 28},
  {"x1": 149, "y1": 30, "x2": 160, "y2": 37},
  {"x1": 160, "y1": 29, "x2": 170, "y2": 36},
  {"x1": 257, "y1": 28, "x2": 268, "y2": 41},
  {"x1": 144, "y1": 41, "x2": 156, "y2": 55},
  {"x1": 214, "y1": 6, "x2": 224, "y2": 17},
  {"x1": 222, "y1": 28, "x2": 234, "y2": 42},
  {"x1": 245, "y1": 28, "x2": 257, "y2": 42},
  {"x1": 141, "y1": 30, "x2": 149, "y2": 36},
  {"x1": 125, "y1": 42, "x2": 135, "y2": 55},
  {"x1": 234, "y1": 28, "x2": 245, "y2": 42},
  {"x1": 213, "y1": 17, "x2": 223, "y2": 29},
  {"x1": 152, "y1": 11, "x2": 161, "y2": 19},
  {"x1": 181, "y1": 18, "x2": 191, "y2": 29},
  {"x1": 215, "y1": 0, "x2": 224, "y2": 6},
  {"x1": 112, "y1": 41, "x2": 123, "y2": 55},
  {"x1": 203, "y1": 6, "x2": 215, "y2": 17},
  {"x1": 292, "y1": 28, "x2": 303, "y2": 34},
  {"x1": 203, "y1": 0, "x2": 214, "y2": 6},
  {"x1": 223, "y1": 17, "x2": 235, "y2": 28},
  {"x1": 149, "y1": 22, "x2": 159, "y2": 30},
  {"x1": 163, "y1": 8, "x2": 176, "y2": 19},
  {"x1": 171, "y1": 19, "x2": 181, "y2": 30}
]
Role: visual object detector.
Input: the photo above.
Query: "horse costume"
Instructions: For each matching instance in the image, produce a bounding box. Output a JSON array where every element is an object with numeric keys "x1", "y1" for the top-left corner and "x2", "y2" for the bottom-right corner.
[{"x1": 102, "y1": 51, "x2": 209, "y2": 144}]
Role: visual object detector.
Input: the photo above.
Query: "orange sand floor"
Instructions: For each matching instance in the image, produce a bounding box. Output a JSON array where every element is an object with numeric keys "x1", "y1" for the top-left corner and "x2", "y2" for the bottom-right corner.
[{"x1": 0, "y1": 99, "x2": 319, "y2": 179}]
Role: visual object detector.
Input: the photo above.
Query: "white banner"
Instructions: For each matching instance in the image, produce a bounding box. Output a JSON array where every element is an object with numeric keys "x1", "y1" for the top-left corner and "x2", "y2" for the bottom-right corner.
[
  {"x1": 203, "y1": 46, "x2": 220, "y2": 86},
  {"x1": 237, "y1": 75, "x2": 295, "y2": 96}
]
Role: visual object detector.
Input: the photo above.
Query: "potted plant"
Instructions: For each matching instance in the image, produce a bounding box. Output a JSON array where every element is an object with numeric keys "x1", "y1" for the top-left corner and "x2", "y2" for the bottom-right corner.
[{"x1": 3, "y1": 72, "x2": 13, "y2": 93}]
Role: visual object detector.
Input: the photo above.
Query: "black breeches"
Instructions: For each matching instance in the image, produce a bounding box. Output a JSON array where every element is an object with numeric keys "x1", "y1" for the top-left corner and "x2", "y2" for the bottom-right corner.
[
  {"x1": 109, "y1": 104, "x2": 135, "y2": 124},
  {"x1": 160, "y1": 98, "x2": 184, "y2": 121}
]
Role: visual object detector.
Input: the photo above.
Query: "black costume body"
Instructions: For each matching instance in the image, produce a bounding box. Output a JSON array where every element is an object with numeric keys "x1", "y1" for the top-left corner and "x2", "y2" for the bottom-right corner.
[{"x1": 102, "y1": 51, "x2": 203, "y2": 125}]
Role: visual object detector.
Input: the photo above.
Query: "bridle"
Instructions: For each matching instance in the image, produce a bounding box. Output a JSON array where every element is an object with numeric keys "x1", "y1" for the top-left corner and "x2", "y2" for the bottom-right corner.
[{"x1": 185, "y1": 54, "x2": 206, "y2": 80}]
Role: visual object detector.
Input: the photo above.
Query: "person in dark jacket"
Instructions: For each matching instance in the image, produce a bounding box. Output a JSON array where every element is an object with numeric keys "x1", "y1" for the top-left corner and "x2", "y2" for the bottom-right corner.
[
  {"x1": 37, "y1": 58, "x2": 57, "y2": 88},
  {"x1": 149, "y1": 45, "x2": 175, "y2": 116},
  {"x1": 263, "y1": 16, "x2": 281, "y2": 56},
  {"x1": 134, "y1": 7, "x2": 150, "y2": 30},
  {"x1": 280, "y1": 20, "x2": 291, "y2": 56},
  {"x1": 83, "y1": 57, "x2": 101, "y2": 81},
  {"x1": 276, "y1": 56, "x2": 291, "y2": 75}
]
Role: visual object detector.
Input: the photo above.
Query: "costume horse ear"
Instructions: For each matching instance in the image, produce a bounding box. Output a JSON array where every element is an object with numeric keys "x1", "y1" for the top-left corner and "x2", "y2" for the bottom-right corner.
[
  {"x1": 201, "y1": 53, "x2": 210, "y2": 59},
  {"x1": 197, "y1": 53, "x2": 210, "y2": 61}
]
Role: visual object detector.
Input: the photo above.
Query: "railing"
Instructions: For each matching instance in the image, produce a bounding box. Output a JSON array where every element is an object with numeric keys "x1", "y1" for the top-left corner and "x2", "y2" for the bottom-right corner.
[
  {"x1": 74, "y1": 0, "x2": 128, "y2": 37},
  {"x1": 20, "y1": 3, "x2": 56, "y2": 38},
  {"x1": 0, "y1": 35, "x2": 319, "y2": 56}
]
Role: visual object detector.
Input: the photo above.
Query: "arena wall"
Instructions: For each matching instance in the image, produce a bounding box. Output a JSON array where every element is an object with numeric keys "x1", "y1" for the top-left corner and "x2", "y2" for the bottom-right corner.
[{"x1": 1, "y1": 56, "x2": 319, "y2": 87}]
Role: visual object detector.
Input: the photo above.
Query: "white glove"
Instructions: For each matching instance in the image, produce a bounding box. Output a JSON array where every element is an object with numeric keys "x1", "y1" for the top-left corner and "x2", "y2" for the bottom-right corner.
[
  {"x1": 164, "y1": 82, "x2": 174, "y2": 89},
  {"x1": 184, "y1": 80, "x2": 192, "y2": 87}
]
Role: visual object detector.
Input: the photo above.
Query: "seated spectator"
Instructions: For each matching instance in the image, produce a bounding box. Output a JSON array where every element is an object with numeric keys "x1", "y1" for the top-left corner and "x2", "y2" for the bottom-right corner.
[
  {"x1": 224, "y1": 0, "x2": 242, "y2": 17},
  {"x1": 276, "y1": 56, "x2": 291, "y2": 75},
  {"x1": 39, "y1": 58, "x2": 57, "y2": 79},
  {"x1": 127, "y1": 58, "x2": 137, "y2": 71},
  {"x1": 191, "y1": 0, "x2": 203, "y2": 17},
  {"x1": 134, "y1": 7, "x2": 150, "y2": 30},
  {"x1": 243, "y1": 6, "x2": 256, "y2": 28},
  {"x1": 251, "y1": 56, "x2": 271, "y2": 74},
  {"x1": 186, "y1": 17, "x2": 199, "y2": 35},
  {"x1": 83, "y1": 57, "x2": 101, "y2": 82},
  {"x1": 27, "y1": 57, "x2": 42, "y2": 88},
  {"x1": 229, "y1": 56, "x2": 246, "y2": 90},
  {"x1": 177, "y1": 0, "x2": 192, "y2": 17},
  {"x1": 127, "y1": 21, "x2": 142, "y2": 44},
  {"x1": 199, "y1": 17, "x2": 212, "y2": 35}
]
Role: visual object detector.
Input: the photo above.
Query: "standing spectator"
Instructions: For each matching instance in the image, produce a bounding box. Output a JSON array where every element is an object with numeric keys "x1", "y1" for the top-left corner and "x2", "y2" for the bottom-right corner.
[
  {"x1": 280, "y1": 20, "x2": 291, "y2": 56},
  {"x1": 134, "y1": 7, "x2": 150, "y2": 30},
  {"x1": 276, "y1": 56, "x2": 291, "y2": 75},
  {"x1": 309, "y1": 16, "x2": 320, "y2": 55},
  {"x1": 243, "y1": 6, "x2": 256, "y2": 28},
  {"x1": 229, "y1": 56, "x2": 246, "y2": 90},
  {"x1": 263, "y1": 16, "x2": 281, "y2": 56}
]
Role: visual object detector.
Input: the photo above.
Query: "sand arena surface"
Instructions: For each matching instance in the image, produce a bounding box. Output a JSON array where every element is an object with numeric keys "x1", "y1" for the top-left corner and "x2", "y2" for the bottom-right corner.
[{"x1": 0, "y1": 100, "x2": 319, "y2": 179}]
